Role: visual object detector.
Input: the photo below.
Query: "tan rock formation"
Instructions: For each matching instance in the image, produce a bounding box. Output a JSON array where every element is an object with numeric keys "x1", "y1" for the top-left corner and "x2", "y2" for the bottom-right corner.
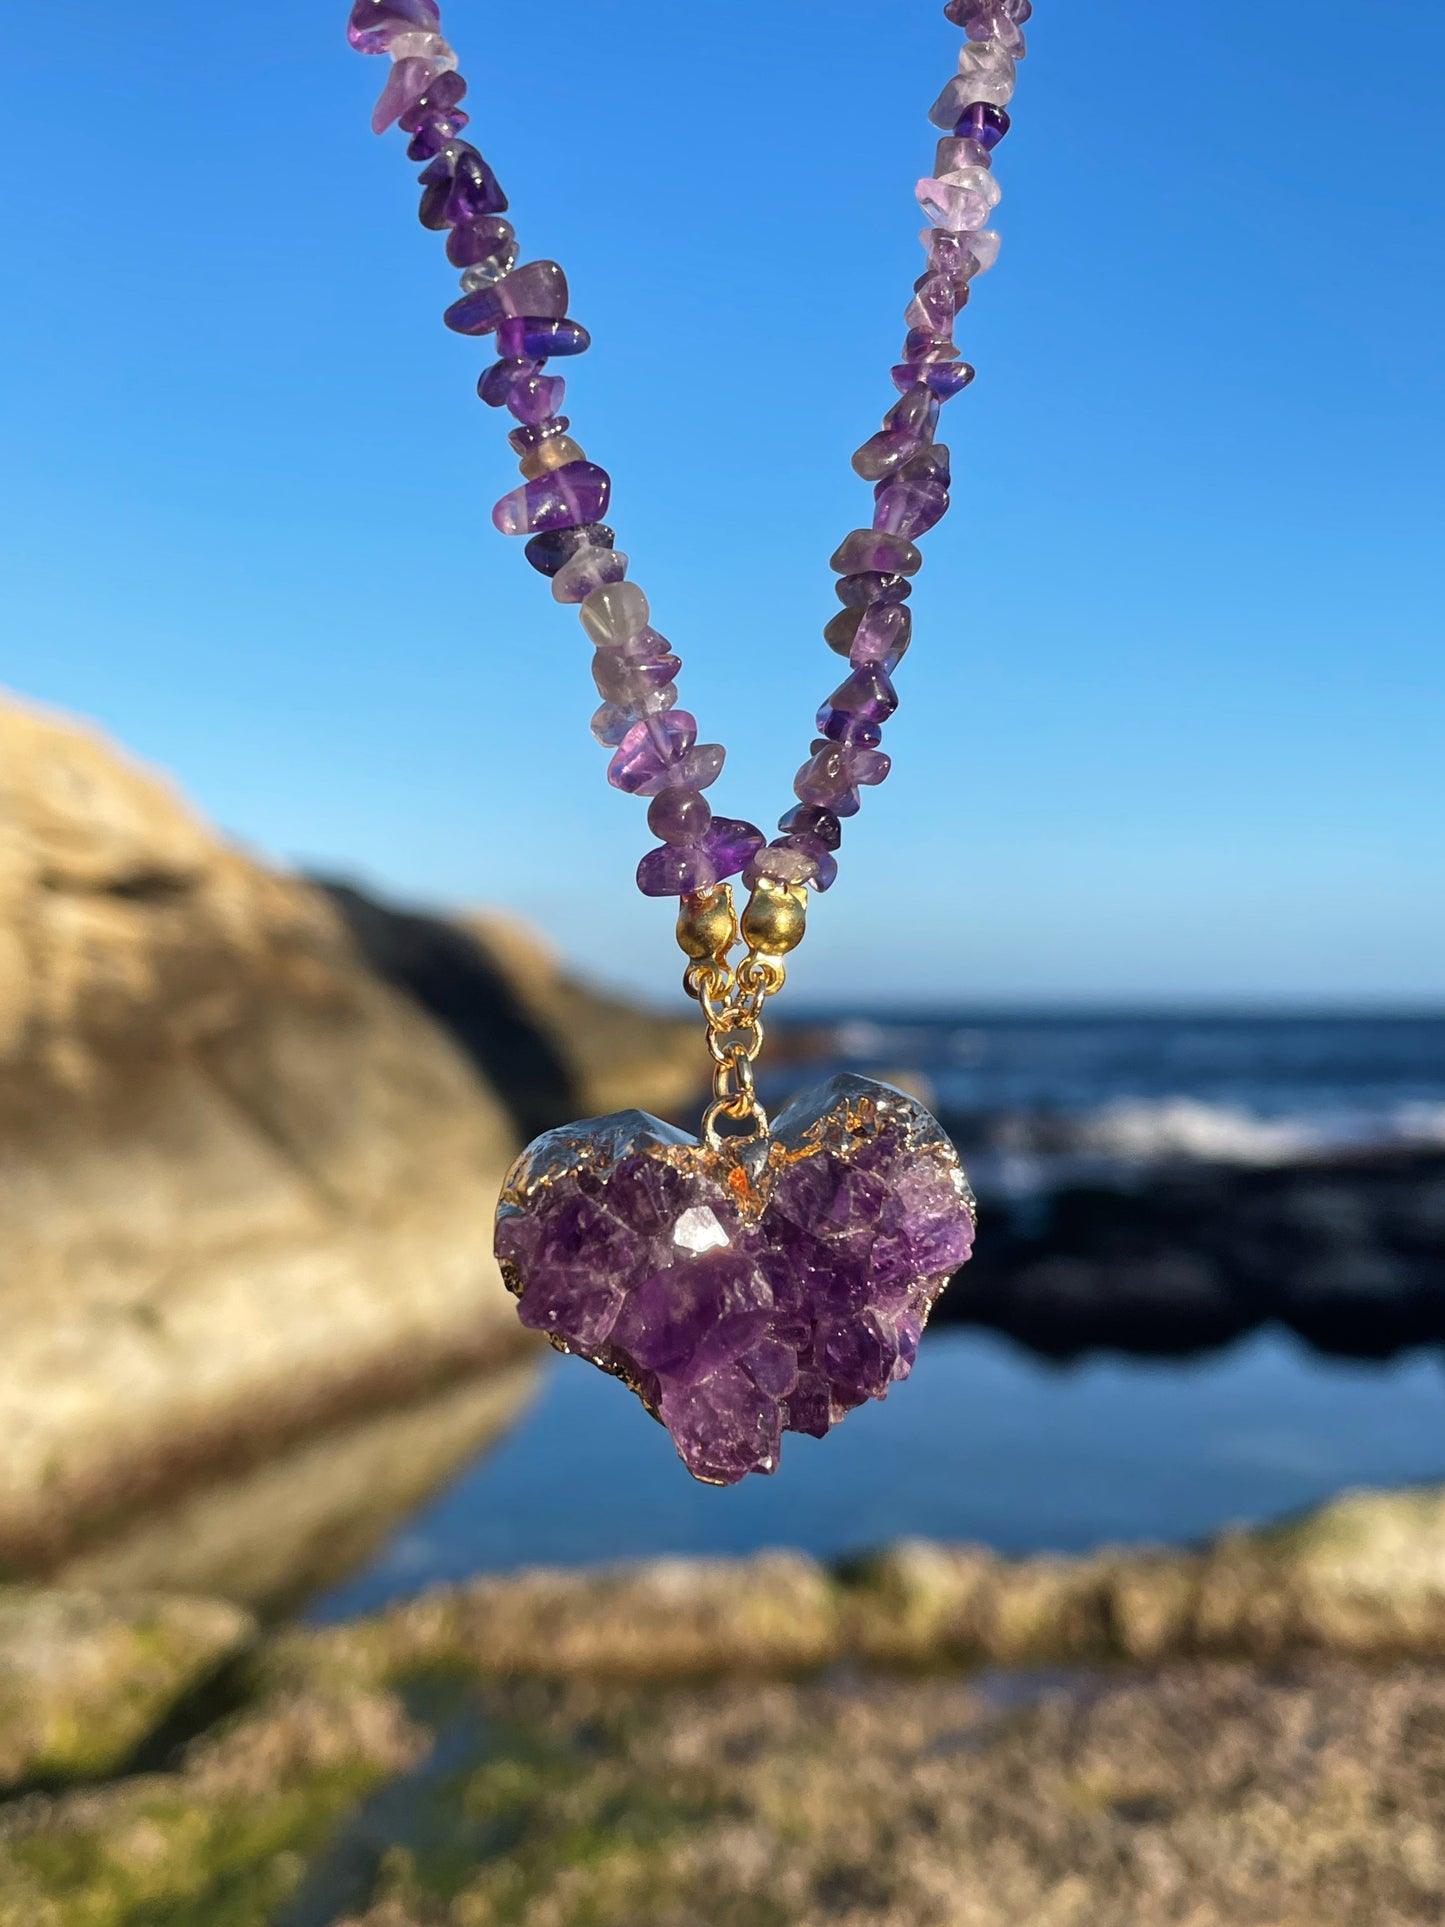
[
  {"x1": 461, "y1": 910, "x2": 703, "y2": 1121},
  {"x1": 0, "y1": 692, "x2": 699, "y2": 1575},
  {"x1": 50, "y1": 1360, "x2": 540, "y2": 1615}
]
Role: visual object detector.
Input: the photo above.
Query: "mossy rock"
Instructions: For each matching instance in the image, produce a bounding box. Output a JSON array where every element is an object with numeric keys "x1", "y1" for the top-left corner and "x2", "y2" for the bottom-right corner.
[
  {"x1": 0, "y1": 1688, "x2": 424, "y2": 1927},
  {"x1": 0, "y1": 1589, "x2": 255, "y2": 1789}
]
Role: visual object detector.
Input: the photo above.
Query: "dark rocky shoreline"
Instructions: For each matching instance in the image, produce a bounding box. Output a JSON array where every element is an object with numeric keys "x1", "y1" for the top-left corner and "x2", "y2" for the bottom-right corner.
[{"x1": 938, "y1": 1139, "x2": 1445, "y2": 1360}]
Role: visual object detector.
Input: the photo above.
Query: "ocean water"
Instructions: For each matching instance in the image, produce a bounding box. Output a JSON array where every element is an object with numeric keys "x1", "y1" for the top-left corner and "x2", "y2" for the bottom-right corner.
[
  {"x1": 315, "y1": 1331, "x2": 1445, "y2": 1621},
  {"x1": 780, "y1": 1009, "x2": 1445, "y2": 1190},
  {"x1": 314, "y1": 1012, "x2": 1445, "y2": 1620}
]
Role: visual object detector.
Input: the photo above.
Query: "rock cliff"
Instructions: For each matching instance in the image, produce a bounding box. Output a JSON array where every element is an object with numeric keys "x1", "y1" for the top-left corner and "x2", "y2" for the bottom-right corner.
[{"x1": 0, "y1": 692, "x2": 699, "y2": 1573}]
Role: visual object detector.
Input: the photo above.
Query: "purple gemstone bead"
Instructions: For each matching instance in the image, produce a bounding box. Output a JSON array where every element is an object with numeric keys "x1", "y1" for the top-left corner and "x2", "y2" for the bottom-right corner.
[
  {"x1": 921, "y1": 361, "x2": 976, "y2": 402},
  {"x1": 794, "y1": 742, "x2": 891, "y2": 814},
  {"x1": 508, "y1": 417, "x2": 570, "y2": 455},
  {"x1": 954, "y1": 101, "x2": 1011, "y2": 148},
  {"x1": 817, "y1": 708, "x2": 884, "y2": 748},
  {"x1": 492, "y1": 460, "x2": 611, "y2": 536},
  {"x1": 779, "y1": 805, "x2": 843, "y2": 852},
  {"x1": 407, "y1": 111, "x2": 469, "y2": 160},
  {"x1": 398, "y1": 68, "x2": 467, "y2": 134},
  {"x1": 826, "y1": 669, "x2": 899, "y2": 727},
  {"x1": 917, "y1": 171, "x2": 1000, "y2": 236},
  {"x1": 853, "y1": 428, "x2": 924, "y2": 483},
  {"x1": 607, "y1": 711, "x2": 715, "y2": 796},
  {"x1": 444, "y1": 260, "x2": 569, "y2": 335},
  {"x1": 592, "y1": 695, "x2": 675, "y2": 747},
  {"x1": 553, "y1": 546, "x2": 630, "y2": 605},
  {"x1": 849, "y1": 604, "x2": 912, "y2": 672},
  {"x1": 507, "y1": 373, "x2": 567, "y2": 426},
  {"x1": 477, "y1": 356, "x2": 539, "y2": 408},
  {"x1": 665, "y1": 744, "x2": 727, "y2": 793},
  {"x1": 901, "y1": 328, "x2": 959, "y2": 367},
  {"x1": 944, "y1": 0, "x2": 1031, "y2": 55},
  {"x1": 924, "y1": 227, "x2": 1001, "y2": 281},
  {"x1": 636, "y1": 843, "x2": 721, "y2": 899},
  {"x1": 873, "y1": 477, "x2": 951, "y2": 540},
  {"x1": 935, "y1": 135, "x2": 995, "y2": 177},
  {"x1": 523, "y1": 522, "x2": 615, "y2": 578},
  {"x1": 889, "y1": 384, "x2": 943, "y2": 436},
  {"x1": 831, "y1": 529, "x2": 923, "y2": 578},
  {"x1": 702, "y1": 817, "x2": 766, "y2": 881},
  {"x1": 792, "y1": 750, "x2": 858, "y2": 816},
  {"x1": 419, "y1": 144, "x2": 507, "y2": 226},
  {"x1": 887, "y1": 363, "x2": 948, "y2": 400},
  {"x1": 594, "y1": 646, "x2": 683, "y2": 705},
  {"x1": 905, "y1": 274, "x2": 961, "y2": 338},
  {"x1": 853, "y1": 385, "x2": 941, "y2": 483},
  {"x1": 779, "y1": 832, "x2": 839, "y2": 893},
  {"x1": 835, "y1": 572, "x2": 912, "y2": 609},
  {"x1": 823, "y1": 607, "x2": 865, "y2": 656},
  {"x1": 348, "y1": 0, "x2": 441, "y2": 55},
  {"x1": 747, "y1": 839, "x2": 822, "y2": 890},
  {"x1": 494, "y1": 316, "x2": 592, "y2": 360},
  {"x1": 448, "y1": 217, "x2": 517, "y2": 269},
  {"x1": 892, "y1": 444, "x2": 953, "y2": 492},
  {"x1": 648, "y1": 789, "x2": 713, "y2": 846},
  {"x1": 373, "y1": 56, "x2": 450, "y2": 135}
]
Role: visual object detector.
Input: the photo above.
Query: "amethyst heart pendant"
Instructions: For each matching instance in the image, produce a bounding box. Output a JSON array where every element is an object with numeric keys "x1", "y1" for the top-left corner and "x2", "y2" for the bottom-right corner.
[{"x1": 494, "y1": 1073, "x2": 976, "y2": 1484}]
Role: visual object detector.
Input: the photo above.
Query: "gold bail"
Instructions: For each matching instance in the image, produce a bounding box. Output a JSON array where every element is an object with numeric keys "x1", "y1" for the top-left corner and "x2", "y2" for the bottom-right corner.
[{"x1": 675, "y1": 880, "x2": 801, "y2": 1145}]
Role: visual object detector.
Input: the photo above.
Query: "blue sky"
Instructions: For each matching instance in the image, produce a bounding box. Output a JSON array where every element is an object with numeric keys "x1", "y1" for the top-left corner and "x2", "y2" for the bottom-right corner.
[{"x1": 2, "y1": 1, "x2": 1440, "y2": 1003}]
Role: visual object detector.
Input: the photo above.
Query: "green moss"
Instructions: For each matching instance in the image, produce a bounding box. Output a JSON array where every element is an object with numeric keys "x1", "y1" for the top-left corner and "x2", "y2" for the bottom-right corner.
[{"x1": 0, "y1": 1764, "x2": 388, "y2": 1927}]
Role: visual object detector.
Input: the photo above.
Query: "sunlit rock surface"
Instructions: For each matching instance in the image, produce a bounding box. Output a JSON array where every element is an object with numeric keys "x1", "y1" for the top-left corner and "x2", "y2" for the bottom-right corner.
[{"x1": 0, "y1": 691, "x2": 698, "y2": 1577}]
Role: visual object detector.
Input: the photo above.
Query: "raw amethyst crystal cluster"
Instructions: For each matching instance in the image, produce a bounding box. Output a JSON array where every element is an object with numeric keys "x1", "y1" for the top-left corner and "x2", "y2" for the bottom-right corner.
[
  {"x1": 346, "y1": 0, "x2": 1029, "y2": 902},
  {"x1": 495, "y1": 1075, "x2": 977, "y2": 1485}
]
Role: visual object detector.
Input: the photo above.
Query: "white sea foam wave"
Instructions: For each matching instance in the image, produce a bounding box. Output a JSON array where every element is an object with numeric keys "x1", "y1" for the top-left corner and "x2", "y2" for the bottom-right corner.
[
  {"x1": 1072, "y1": 1097, "x2": 1445, "y2": 1166},
  {"x1": 1078, "y1": 1099, "x2": 1323, "y2": 1165}
]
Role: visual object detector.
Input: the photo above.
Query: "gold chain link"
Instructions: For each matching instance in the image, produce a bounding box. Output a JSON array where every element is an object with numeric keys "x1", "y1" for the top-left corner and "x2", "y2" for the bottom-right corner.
[{"x1": 679, "y1": 892, "x2": 788, "y2": 1146}]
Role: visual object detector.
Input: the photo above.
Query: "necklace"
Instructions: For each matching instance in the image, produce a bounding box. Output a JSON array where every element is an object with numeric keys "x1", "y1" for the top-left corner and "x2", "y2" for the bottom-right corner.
[{"x1": 347, "y1": 0, "x2": 1030, "y2": 1483}]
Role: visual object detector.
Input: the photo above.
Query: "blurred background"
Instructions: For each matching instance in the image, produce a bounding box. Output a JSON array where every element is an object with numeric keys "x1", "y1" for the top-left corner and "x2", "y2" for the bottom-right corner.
[{"x1": 1, "y1": 1, "x2": 1443, "y2": 1922}]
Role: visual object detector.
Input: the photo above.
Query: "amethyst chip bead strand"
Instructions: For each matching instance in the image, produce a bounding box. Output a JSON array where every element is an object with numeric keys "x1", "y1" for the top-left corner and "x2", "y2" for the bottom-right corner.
[
  {"x1": 348, "y1": 0, "x2": 1028, "y2": 913},
  {"x1": 791, "y1": 0, "x2": 1026, "y2": 881}
]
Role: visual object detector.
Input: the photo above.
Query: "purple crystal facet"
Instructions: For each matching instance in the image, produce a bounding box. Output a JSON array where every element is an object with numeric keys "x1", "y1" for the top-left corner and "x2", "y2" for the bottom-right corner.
[
  {"x1": 494, "y1": 1075, "x2": 976, "y2": 1484},
  {"x1": 492, "y1": 461, "x2": 611, "y2": 537}
]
